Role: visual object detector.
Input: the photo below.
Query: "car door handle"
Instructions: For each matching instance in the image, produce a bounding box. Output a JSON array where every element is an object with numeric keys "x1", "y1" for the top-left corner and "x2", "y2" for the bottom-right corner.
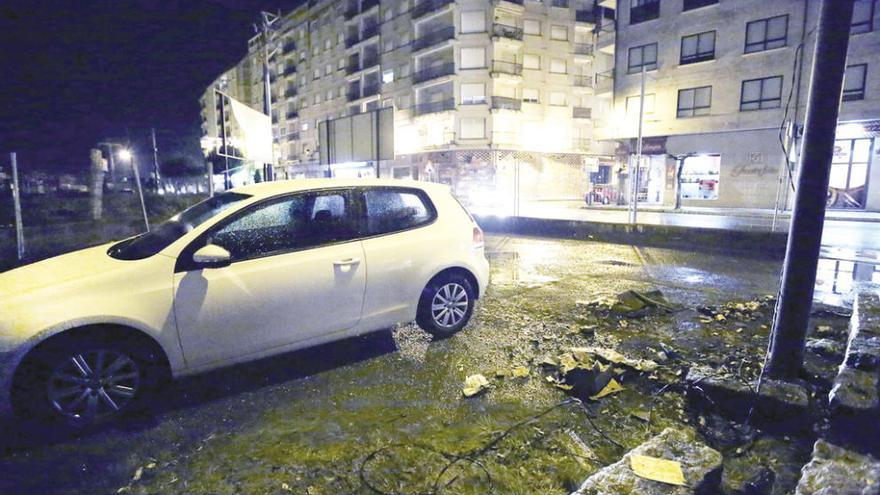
[{"x1": 333, "y1": 257, "x2": 361, "y2": 266}]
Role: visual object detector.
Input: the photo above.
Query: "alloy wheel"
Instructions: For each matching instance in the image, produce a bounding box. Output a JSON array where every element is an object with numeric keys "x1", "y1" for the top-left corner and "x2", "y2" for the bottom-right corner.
[
  {"x1": 46, "y1": 350, "x2": 141, "y2": 422},
  {"x1": 431, "y1": 282, "x2": 469, "y2": 328}
]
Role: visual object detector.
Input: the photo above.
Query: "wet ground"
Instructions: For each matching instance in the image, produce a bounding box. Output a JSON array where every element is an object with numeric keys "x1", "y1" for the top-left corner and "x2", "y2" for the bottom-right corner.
[{"x1": 0, "y1": 234, "x2": 864, "y2": 495}]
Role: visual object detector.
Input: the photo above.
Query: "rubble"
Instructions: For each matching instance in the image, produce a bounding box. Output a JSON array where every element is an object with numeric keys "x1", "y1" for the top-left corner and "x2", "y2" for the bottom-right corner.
[
  {"x1": 462, "y1": 374, "x2": 489, "y2": 397},
  {"x1": 795, "y1": 440, "x2": 880, "y2": 495},
  {"x1": 573, "y1": 428, "x2": 723, "y2": 495},
  {"x1": 696, "y1": 296, "x2": 774, "y2": 323}
]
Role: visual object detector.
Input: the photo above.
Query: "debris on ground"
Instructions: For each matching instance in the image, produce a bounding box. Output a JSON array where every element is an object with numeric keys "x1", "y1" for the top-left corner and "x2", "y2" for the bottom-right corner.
[
  {"x1": 590, "y1": 378, "x2": 623, "y2": 400},
  {"x1": 578, "y1": 289, "x2": 680, "y2": 318},
  {"x1": 697, "y1": 296, "x2": 775, "y2": 323},
  {"x1": 391, "y1": 322, "x2": 433, "y2": 363},
  {"x1": 574, "y1": 427, "x2": 723, "y2": 495},
  {"x1": 629, "y1": 454, "x2": 686, "y2": 486},
  {"x1": 572, "y1": 346, "x2": 659, "y2": 373},
  {"x1": 462, "y1": 374, "x2": 490, "y2": 397}
]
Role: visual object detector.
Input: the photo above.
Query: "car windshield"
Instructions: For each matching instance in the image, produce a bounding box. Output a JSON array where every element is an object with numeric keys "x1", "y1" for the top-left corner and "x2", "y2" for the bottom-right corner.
[{"x1": 107, "y1": 192, "x2": 251, "y2": 260}]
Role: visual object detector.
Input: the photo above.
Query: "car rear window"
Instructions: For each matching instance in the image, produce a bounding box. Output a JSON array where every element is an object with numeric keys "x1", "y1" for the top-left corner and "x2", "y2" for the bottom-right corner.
[{"x1": 362, "y1": 188, "x2": 436, "y2": 236}]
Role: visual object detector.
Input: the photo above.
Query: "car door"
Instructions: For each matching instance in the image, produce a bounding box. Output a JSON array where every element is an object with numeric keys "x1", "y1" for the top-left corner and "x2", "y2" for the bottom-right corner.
[
  {"x1": 173, "y1": 188, "x2": 366, "y2": 368},
  {"x1": 356, "y1": 186, "x2": 440, "y2": 327}
]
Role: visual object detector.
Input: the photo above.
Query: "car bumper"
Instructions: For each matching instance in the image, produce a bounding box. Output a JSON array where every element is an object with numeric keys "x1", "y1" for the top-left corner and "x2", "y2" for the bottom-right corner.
[
  {"x1": 0, "y1": 351, "x2": 20, "y2": 418},
  {"x1": 474, "y1": 253, "x2": 490, "y2": 299}
]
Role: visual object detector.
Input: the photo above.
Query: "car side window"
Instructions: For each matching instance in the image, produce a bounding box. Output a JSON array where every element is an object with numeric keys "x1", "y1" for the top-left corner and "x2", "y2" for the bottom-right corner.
[
  {"x1": 208, "y1": 190, "x2": 356, "y2": 261},
  {"x1": 363, "y1": 188, "x2": 435, "y2": 236}
]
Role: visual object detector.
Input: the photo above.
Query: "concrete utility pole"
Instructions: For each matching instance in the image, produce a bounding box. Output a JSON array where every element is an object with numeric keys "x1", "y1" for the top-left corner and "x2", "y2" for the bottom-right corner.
[
  {"x1": 630, "y1": 65, "x2": 647, "y2": 224},
  {"x1": 10, "y1": 152, "x2": 25, "y2": 260},
  {"x1": 89, "y1": 148, "x2": 105, "y2": 220},
  {"x1": 260, "y1": 11, "x2": 279, "y2": 182},
  {"x1": 151, "y1": 128, "x2": 161, "y2": 192},
  {"x1": 766, "y1": 0, "x2": 855, "y2": 379}
]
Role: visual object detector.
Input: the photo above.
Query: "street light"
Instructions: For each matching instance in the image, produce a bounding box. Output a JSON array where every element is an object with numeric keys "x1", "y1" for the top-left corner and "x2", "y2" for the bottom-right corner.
[
  {"x1": 117, "y1": 148, "x2": 132, "y2": 162},
  {"x1": 116, "y1": 147, "x2": 150, "y2": 232}
]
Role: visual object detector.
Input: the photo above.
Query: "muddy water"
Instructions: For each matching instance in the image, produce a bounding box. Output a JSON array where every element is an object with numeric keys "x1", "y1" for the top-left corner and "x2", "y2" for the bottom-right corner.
[{"x1": 0, "y1": 235, "x2": 862, "y2": 495}]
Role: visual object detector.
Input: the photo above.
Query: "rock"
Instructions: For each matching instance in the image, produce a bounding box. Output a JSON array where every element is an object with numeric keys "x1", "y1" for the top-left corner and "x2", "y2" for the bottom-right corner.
[
  {"x1": 462, "y1": 374, "x2": 489, "y2": 397},
  {"x1": 572, "y1": 346, "x2": 659, "y2": 372},
  {"x1": 742, "y1": 466, "x2": 776, "y2": 495},
  {"x1": 806, "y1": 338, "x2": 845, "y2": 360},
  {"x1": 795, "y1": 440, "x2": 880, "y2": 495},
  {"x1": 829, "y1": 367, "x2": 879, "y2": 413},
  {"x1": 574, "y1": 427, "x2": 722, "y2": 495}
]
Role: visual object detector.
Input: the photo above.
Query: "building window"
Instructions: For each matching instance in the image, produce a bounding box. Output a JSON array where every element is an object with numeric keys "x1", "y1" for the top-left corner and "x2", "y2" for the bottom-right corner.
[
  {"x1": 550, "y1": 58, "x2": 567, "y2": 74},
  {"x1": 628, "y1": 43, "x2": 658, "y2": 74},
  {"x1": 852, "y1": 0, "x2": 875, "y2": 34},
  {"x1": 682, "y1": 0, "x2": 718, "y2": 11},
  {"x1": 460, "y1": 118, "x2": 485, "y2": 139},
  {"x1": 324, "y1": 39, "x2": 332, "y2": 50},
  {"x1": 630, "y1": 0, "x2": 660, "y2": 25},
  {"x1": 829, "y1": 138, "x2": 871, "y2": 209},
  {"x1": 313, "y1": 69, "x2": 320, "y2": 80},
  {"x1": 382, "y1": 69, "x2": 394, "y2": 83},
  {"x1": 677, "y1": 86, "x2": 712, "y2": 117},
  {"x1": 550, "y1": 25, "x2": 568, "y2": 40},
  {"x1": 843, "y1": 64, "x2": 867, "y2": 101},
  {"x1": 524, "y1": 54, "x2": 541, "y2": 70},
  {"x1": 626, "y1": 94, "x2": 656, "y2": 114},
  {"x1": 314, "y1": 94, "x2": 321, "y2": 104},
  {"x1": 460, "y1": 47, "x2": 486, "y2": 69},
  {"x1": 384, "y1": 38, "x2": 394, "y2": 52},
  {"x1": 338, "y1": 58, "x2": 346, "y2": 69},
  {"x1": 680, "y1": 155, "x2": 720, "y2": 200},
  {"x1": 680, "y1": 31, "x2": 715, "y2": 65},
  {"x1": 745, "y1": 15, "x2": 788, "y2": 53},
  {"x1": 461, "y1": 11, "x2": 486, "y2": 33},
  {"x1": 522, "y1": 88, "x2": 539, "y2": 103},
  {"x1": 325, "y1": 64, "x2": 333, "y2": 75},
  {"x1": 740, "y1": 75, "x2": 783, "y2": 110},
  {"x1": 549, "y1": 91, "x2": 566, "y2": 106},
  {"x1": 460, "y1": 83, "x2": 486, "y2": 104},
  {"x1": 524, "y1": 19, "x2": 541, "y2": 36},
  {"x1": 327, "y1": 89, "x2": 334, "y2": 100}
]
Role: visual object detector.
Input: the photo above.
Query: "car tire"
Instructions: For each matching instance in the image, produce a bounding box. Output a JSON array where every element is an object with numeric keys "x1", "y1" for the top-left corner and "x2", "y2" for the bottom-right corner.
[
  {"x1": 12, "y1": 331, "x2": 164, "y2": 428},
  {"x1": 416, "y1": 274, "x2": 476, "y2": 338}
]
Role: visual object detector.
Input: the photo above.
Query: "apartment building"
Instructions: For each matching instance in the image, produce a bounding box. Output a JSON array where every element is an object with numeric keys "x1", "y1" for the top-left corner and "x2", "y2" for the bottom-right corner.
[
  {"x1": 200, "y1": 0, "x2": 617, "y2": 208},
  {"x1": 605, "y1": 0, "x2": 880, "y2": 212}
]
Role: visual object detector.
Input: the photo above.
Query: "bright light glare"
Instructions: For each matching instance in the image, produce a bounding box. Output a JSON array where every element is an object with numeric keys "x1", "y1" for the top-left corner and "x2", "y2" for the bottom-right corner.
[{"x1": 117, "y1": 149, "x2": 132, "y2": 161}]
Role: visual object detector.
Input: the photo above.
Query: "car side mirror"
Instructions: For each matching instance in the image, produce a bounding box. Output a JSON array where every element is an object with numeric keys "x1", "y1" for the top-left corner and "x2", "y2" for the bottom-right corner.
[{"x1": 192, "y1": 244, "x2": 232, "y2": 269}]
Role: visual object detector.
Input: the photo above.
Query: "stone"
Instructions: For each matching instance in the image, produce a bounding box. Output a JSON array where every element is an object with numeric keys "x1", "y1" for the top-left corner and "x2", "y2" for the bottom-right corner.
[
  {"x1": 574, "y1": 427, "x2": 722, "y2": 495},
  {"x1": 795, "y1": 440, "x2": 880, "y2": 495},
  {"x1": 806, "y1": 338, "x2": 846, "y2": 360},
  {"x1": 829, "y1": 367, "x2": 879, "y2": 413}
]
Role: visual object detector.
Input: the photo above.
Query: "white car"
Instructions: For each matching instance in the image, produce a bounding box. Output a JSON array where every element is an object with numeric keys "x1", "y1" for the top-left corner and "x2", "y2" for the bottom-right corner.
[{"x1": 0, "y1": 179, "x2": 489, "y2": 426}]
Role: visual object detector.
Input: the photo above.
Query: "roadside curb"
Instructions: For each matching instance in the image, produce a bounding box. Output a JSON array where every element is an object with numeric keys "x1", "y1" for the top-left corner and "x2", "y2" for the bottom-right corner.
[{"x1": 474, "y1": 215, "x2": 788, "y2": 259}]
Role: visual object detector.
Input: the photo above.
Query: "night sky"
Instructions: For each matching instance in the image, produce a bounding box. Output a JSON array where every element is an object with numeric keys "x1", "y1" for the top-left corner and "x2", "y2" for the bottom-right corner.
[{"x1": 0, "y1": 0, "x2": 302, "y2": 174}]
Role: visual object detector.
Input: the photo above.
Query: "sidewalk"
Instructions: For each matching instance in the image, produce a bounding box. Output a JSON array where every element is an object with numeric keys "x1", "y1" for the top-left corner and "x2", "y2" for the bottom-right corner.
[{"x1": 578, "y1": 203, "x2": 880, "y2": 223}]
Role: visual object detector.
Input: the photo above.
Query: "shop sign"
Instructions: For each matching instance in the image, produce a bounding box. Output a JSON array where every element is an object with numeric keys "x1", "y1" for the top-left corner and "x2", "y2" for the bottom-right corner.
[{"x1": 629, "y1": 136, "x2": 667, "y2": 155}]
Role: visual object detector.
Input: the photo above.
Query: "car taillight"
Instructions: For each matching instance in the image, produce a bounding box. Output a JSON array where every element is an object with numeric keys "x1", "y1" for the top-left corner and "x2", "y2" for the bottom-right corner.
[{"x1": 473, "y1": 226, "x2": 484, "y2": 249}]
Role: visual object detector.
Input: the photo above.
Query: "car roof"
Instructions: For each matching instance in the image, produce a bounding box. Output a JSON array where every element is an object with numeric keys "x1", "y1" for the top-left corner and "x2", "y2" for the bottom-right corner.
[{"x1": 228, "y1": 178, "x2": 448, "y2": 199}]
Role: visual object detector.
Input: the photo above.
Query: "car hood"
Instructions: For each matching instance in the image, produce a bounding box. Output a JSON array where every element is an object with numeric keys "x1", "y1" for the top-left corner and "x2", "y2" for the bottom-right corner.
[{"x1": 0, "y1": 243, "x2": 133, "y2": 298}]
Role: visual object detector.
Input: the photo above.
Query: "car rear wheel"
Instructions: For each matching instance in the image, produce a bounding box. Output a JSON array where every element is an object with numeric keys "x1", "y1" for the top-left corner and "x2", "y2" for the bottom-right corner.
[
  {"x1": 13, "y1": 334, "x2": 163, "y2": 428},
  {"x1": 416, "y1": 274, "x2": 475, "y2": 338}
]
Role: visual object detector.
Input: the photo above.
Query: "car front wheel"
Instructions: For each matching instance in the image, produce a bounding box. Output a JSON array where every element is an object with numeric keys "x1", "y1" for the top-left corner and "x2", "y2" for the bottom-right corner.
[
  {"x1": 416, "y1": 275, "x2": 475, "y2": 337},
  {"x1": 13, "y1": 333, "x2": 162, "y2": 428}
]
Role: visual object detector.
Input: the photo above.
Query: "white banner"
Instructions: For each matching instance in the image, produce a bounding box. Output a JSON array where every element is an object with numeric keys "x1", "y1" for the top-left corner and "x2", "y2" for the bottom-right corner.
[{"x1": 228, "y1": 97, "x2": 273, "y2": 163}]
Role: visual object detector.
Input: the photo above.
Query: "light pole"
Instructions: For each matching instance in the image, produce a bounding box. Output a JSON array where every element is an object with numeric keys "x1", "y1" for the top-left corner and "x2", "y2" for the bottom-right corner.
[{"x1": 118, "y1": 148, "x2": 150, "y2": 232}]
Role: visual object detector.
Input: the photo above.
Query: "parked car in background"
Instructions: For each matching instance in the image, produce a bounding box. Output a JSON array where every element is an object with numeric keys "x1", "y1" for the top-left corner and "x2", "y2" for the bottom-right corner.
[{"x1": 0, "y1": 179, "x2": 489, "y2": 427}]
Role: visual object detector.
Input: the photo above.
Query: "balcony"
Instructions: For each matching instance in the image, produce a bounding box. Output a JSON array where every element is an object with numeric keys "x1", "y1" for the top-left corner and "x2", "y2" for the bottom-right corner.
[
  {"x1": 573, "y1": 75, "x2": 593, "y2": 88},
  {"x1": 630, "y1": 0, "x2": 660, "y2": 24},
  {"x1": 575, "y1": 10, "x2": 599, "y2": 24},
  {"x1": 361, "y1": 24, "x2": 380, "y2": 41},
  {"x1": 284, "y1": 88, "x2": 298, "y2": 98},
  {"x1": 283, "y1": 65, "x2": 297, "y2": 76},
  {"x1": 345, "y1": 33, "x2": 360, "y2": 48},
  {"x1": 412, "y1": 25, "x2": 455, "y2": 52},
  {"x1": 344, "y1": 5, "x2": 359, "y2": 19},
  {"x1": 492, "y1": 23, "x2": 523, "y2": 41},
  {"x1": 413, "y1": 62, "x2": 456, "y2": 83},
  {"x1": 346, "y1": 58, "x2": 361, "y2": 75},
  {"x1": 572, "y1": 107, "x2": 591, "y2": 119},
  {"x1": 286, "y1": 110, "x2": 299, "y2": 119},
  {"x1": 551, "y1": 0, "x2": 569, "y2": 8},
  {"x1": 595, "y1": 69, "x2": 614, "y2": 96},
  {"x1": 362, "y1": 55, "x2": 379, "y2": 70},
  {"x1": 284, "y1": 131, "x2": 300, "y2": 141},
  {"x1": 596, "y1": 23, "x2": 615, "y2": 55},
  {"x1": 574, "y1": 43, "x2": 593, "y2": 56},
  {"x1": 362, "y1": 83, "x2": 380, "y2": 98},
  {"x1": 491, "y1": 96, "x2": 521, "y2": 111},
  {"x1": 413, "y1": 98, "x2": 455, "y2": 116},
  {"x1": 413, "y1": 0, "x2": 453, "y2": 19},
  {"x1": 362, "y1": 0, "x2": 380, "y2": 12},
  {"x1": 283, "y1": 41, "x2": 297, "y2": 53},
  {"x1": 491, "y1": 60, "x2": 523, "y2": 76},
  {"x1": 494, "y1": 0, "x2": 524, "y2": 5}
]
